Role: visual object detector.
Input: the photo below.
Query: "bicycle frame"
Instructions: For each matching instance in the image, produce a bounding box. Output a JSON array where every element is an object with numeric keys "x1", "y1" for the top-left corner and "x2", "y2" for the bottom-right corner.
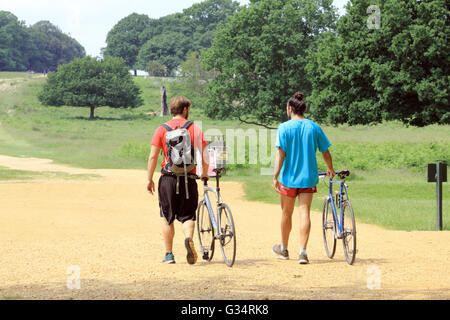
[
  {"x1": 320, "y1": 172, "x2": 350, "y2": 239},
  {"x1": 202, "y1": 176, "x2": 224, "y2": 238}
]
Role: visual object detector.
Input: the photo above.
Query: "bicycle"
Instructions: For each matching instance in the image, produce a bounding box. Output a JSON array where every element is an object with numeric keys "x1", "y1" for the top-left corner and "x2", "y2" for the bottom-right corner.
[
  {"x1": 196, "y1": 168, "x2": 236, "y2": 267},
  {"x1": 319, "y1": 170, "x2": 356, "y2": 265}
]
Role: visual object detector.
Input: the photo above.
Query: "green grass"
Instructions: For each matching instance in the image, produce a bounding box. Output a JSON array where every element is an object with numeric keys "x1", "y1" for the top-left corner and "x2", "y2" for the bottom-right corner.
[
  {"x1": 0, "y1": 72, "x2": 253, "y2": 169},
  {"x1": 0, "y1": 71, "x2": 449, "y2": 231},
  {"x1": 3, "y1": 296, "x2": 22, "y2": 300},
  {"x1": 231, "y1": 169, "x2": 449, "y2": 231},
  {"x1": 0, "y1": 166, "x2": 100, "y2": 181}
]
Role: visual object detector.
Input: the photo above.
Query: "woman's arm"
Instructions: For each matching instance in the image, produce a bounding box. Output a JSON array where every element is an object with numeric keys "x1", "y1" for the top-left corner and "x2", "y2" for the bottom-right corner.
[
  {"x1": 321, "y1": 150, "x2": 336, "y2": 178},
  {"x1": 273, "y1": 147, "x2": 286, "y2": 192}
]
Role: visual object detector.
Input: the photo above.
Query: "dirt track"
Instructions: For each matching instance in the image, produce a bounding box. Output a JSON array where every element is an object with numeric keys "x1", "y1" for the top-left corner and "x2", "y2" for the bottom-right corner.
[{"x1": 0, "y1": 155, "x2": 449, "y2": 300}]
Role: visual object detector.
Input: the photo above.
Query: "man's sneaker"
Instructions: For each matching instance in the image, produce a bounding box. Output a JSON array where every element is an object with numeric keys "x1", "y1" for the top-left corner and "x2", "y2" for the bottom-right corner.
[
  {"x1": 162, "y1": 253, "x2": 175, "y2": 264},
  {"x1": 272, "y1": 244, "x2": 289, "y2": 260},
  {"x1": 298, "y1": 253, "x2": 309, "y2": 264},
  {"x1": 185, "y1": 238, "x2": 198, "y2": 265}
]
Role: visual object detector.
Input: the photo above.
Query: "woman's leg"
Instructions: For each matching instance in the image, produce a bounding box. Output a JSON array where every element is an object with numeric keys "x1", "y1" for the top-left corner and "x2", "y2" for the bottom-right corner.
[{"x1": 280, "y1": 193, "x2": 296, "y2": 248}]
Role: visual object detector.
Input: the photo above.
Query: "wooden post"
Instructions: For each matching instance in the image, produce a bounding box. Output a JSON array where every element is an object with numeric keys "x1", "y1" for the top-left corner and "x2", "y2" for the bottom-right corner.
[
  {"x1": 436, "y1": 162, "x2": 443, "y2": 231},
  {"x1": 428, "y1": 162, "x2": 447, "y2": 231},
  {"x1": 160, "y1": 86, "x2": 168, "y2": 116}
]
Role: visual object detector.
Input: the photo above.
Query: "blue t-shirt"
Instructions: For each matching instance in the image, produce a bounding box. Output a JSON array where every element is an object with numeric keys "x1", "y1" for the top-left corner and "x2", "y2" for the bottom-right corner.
[{"x1": 276, "y1": 119, "x2": 331, "y2": 188}]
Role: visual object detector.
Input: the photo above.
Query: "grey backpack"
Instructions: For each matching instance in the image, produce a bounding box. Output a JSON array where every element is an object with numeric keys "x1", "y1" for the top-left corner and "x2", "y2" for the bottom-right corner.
[{"x1": 161, "y1": 121, "x2": 195, "y2": 199}]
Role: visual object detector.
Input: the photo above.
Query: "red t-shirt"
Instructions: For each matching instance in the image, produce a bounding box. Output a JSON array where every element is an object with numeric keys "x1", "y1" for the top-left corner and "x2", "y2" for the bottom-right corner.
[{"x1": 151, "y1": 118, "x2": 208, "y2": 174}]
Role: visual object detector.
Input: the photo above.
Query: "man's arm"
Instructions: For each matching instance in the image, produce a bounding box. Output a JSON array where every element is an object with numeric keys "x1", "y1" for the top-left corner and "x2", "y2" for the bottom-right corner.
[
  {"x1": 273, "y1": 147, "x2": 286, "y2": 192},
  {"x1": 147, "y1": 145, "x2": 161, "y2": 195},
  {"x1": 321, "y1": 150, "x2": 336, "y2": 178},
  {"x1": 201, "y1": 146, "x2": 210, "y2": 180}
]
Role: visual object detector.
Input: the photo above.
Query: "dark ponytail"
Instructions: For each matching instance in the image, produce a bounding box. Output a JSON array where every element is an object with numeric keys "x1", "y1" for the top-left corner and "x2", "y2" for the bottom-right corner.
[{"x1": 288, "y1": 92, "x2": 307, "y2": 116}]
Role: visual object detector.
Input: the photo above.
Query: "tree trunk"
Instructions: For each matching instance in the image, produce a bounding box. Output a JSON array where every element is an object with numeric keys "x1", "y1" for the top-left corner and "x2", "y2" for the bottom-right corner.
[
  {"x1": 160, "y1": 86, "x2": 168, "y2": 116},
  {"x1": 90, "y1": 106, "x2": 95, "y2": 120},
  {"x1": 134, "y1": 69, "x2": 137, "y2": 76}
]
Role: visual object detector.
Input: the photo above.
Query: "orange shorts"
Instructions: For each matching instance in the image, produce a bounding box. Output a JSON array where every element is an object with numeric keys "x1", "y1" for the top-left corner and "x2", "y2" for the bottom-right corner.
[{"x1": 279, "y1": 183, "x2": 317, "y2": 198}]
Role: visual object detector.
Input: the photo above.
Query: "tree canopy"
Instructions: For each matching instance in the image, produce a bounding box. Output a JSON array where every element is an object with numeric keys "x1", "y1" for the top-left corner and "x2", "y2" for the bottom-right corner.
[
  {"x1": 137, "y1": 31, "x2": 190, "y2": 73},
  {"x1": 0, "y1": 11, "x2": 85, "y2": 72},
  {"x1": 38, "y1": 57, "x2": 143, "y2": 119},
  {"x1": 0, "y1": 11, "x2": 32, "y2": 71},
  {"x1": 202, "y1": 0, "x2": 338, "y2": 126},
  {"x1": 306, "y1": 0, "x2": 450, "y2": 126},
  {"x1": 28, "y1": 21, "x2": 86, "y2": 72},
  {"x1": 104, "y1": 0, "x2": 240, "y2": 74},
  {"x1": 103, "y1": 13, "x2": 151, "y2": 75}
]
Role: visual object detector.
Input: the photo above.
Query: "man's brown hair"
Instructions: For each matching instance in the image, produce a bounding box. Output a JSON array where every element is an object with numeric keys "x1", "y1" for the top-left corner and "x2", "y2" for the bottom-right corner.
[{"x1": 170, "y1": 96, "x2": 191, "y2": 116}]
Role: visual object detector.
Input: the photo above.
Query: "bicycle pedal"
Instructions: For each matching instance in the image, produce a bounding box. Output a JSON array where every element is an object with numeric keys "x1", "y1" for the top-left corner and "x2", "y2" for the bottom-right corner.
[{"x1": 202, "y1": 252, "x2": 209, "y2": 261}]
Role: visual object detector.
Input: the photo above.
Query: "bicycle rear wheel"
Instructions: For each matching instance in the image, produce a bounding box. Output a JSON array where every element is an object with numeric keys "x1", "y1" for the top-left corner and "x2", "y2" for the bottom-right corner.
[
  {"x1": 196, "y1": 200, "x2": 215, "y2": 262},
  {"x1": 322, "y1": 198, "x2": 336, "y2": 259},
  {"x1": 342, "y1": 200, "x2": 356, "y2": 265},
  {"x1": 218, "y1": 203, "x2": 236, "y2": 267}
]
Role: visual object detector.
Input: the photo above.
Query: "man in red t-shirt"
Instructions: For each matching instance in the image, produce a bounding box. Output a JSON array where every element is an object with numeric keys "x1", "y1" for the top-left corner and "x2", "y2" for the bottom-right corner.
[{"x1": 147, "y1": 96, "x2": 209, "y2": 265}]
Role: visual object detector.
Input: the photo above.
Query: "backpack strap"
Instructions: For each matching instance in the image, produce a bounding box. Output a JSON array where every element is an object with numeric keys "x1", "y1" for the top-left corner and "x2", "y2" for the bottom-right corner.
[
  {"x1": 161, "y1": 123, "x2": 173, "y2": 132},
  {"x1": 181, "y1": 121, "x2": 193, "y2": 130},
  {"x1": 161, "y1": 121, "x2": 192, "y2": 131}
]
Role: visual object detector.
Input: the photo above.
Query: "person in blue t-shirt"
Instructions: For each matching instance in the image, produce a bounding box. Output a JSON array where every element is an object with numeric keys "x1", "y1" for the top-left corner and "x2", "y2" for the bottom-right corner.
[{"x1": 272, "y1": 92, "x2": 336, "y2": 264}]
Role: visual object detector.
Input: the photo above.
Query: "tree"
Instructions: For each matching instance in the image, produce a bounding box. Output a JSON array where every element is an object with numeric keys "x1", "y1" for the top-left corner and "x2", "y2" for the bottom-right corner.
[
  {"x1": 0, "y1": 11, "x2": 85, "y2": 72},
  {"x1": 307, "y1": 0, "x2": 450, "y2": 126},
  {"x1": 182, "y1": 0, "x2": 241, "y2": 49},
  {"x1": 106, "y1": 1, "x2": 241, "y2": 76},
  {"x1": 137, "y1": 31, "x2": 190, "y2": 73},
  {"x1": 38, "y1": 57, "x2": 143, "y2": 119},
  {"x1": 103, "y1": 13, "x2": 151, "y2": 75},
  {"x1": 28, "y1": 21, "x2": 85, "y2": 72},
  {"x1": 180, "y1": 51, "x2": 214, "y2": 79},
  {"x1": 178, "y1": 51, "x2": 215, "y2": 109},
  {"x1": 0, "y1": 11, "x2": 32, "y2": 71},
  {"x1": 146, "y1": 61, "x2": 169, "y2": 77},
  {"x1": 202, "y1": 0, "x2": 337, "y2": 127}
]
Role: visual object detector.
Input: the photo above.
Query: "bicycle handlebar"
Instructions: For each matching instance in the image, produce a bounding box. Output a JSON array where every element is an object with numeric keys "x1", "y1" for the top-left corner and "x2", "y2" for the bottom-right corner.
[
  {"x1": 193, "y1": 167, "x2": 227, "y2": 186},
  {"x1": 318, "y1": 170, "x2": 350, "y2": 179}
]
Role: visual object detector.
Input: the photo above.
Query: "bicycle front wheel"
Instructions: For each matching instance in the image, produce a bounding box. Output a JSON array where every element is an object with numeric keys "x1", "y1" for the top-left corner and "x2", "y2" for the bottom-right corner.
[
  {"x1": 322, "y1": 198, "x2": 336, "y2": 259},
  {"x1": 196, "y1": 200, "x2": 215, "y2": 262},
  {"x1": 342, "y1": 201, "x2": 357, "y2": 265},
  {"x1": 218, "y1": 203, "x2": 236, "y2": 267}
]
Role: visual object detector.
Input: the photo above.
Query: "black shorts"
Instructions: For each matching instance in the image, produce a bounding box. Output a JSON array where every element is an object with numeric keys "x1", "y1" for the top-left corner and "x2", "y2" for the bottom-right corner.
[{"x1": 158, "y1": 175, "x2": 198, "y2": 224}]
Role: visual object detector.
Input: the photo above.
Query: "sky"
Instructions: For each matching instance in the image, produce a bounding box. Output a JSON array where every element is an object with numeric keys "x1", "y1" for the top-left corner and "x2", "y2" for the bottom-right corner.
[{"x1": 1, "y1": 0, "x2": 349, "y2": 57}]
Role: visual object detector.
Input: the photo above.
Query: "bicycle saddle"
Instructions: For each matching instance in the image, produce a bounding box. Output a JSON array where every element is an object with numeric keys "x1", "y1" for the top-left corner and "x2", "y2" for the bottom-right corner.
[{"x1": 213, "y1": 167, "x2": 226, "y2": 174}]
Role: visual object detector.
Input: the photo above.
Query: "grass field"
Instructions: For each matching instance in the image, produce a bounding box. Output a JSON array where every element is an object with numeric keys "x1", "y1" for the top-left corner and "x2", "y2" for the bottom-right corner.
[
  {"x1": 0, "y1": 166, "x2": 100, "y2": 181},
  {"x1": 0, "y1": 71, "x2": 449, "y2": 230}
]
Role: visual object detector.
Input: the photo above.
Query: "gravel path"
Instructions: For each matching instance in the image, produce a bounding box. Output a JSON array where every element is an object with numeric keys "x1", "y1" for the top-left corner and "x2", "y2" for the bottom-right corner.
[{"x1": 0, "y1": 156, "x2": 449, "y2": 300}]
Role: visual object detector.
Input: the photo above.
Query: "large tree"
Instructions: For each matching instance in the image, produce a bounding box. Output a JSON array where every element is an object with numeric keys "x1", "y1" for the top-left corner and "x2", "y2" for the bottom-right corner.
[
  {"x1": 105, "y1": 1, "x2": 240, "y2": 75},
  {"x1": 307, "y1": 0, "x2": 450, "y2": 126},
  {"x1": 137, "y1": 31, "x2": 190, "y2": 73},
  {"x1": 28, "y1": 21, "x2": 85, "y2": 72},
  {"x1": 103, "y1": 13, "x2": 151, "y2": 75},
  {"x1": 0, "y1": 11, "x2": 32, "y2": 71},
  {"x1": 0, "y1": 11, "x2": 85, "y2": 72},
  {"x1": 202, "y1": 0, "x2": 337, "y2": 127},
  {"x1": 182, "y1": 0, "x2": 241, "y2": 49},
  {"x1": 38, "y1": 57, "x2": 143, "y2": 119}
]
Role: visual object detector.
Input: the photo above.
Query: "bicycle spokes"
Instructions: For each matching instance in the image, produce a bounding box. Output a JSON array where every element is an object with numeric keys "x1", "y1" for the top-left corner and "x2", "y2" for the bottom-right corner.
[
  {"x1": 342, "y1": 201, "x2": 357, "y2": 265},
  {"x1": 196, "y1": 201, "x2": 215, "y2": 261},
  {"x1": 322, "y1": 199, "x2": 336, "y2": 259},
  {"x1": 218, "y1": 203, "x2": 236, "y2": 267}
]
